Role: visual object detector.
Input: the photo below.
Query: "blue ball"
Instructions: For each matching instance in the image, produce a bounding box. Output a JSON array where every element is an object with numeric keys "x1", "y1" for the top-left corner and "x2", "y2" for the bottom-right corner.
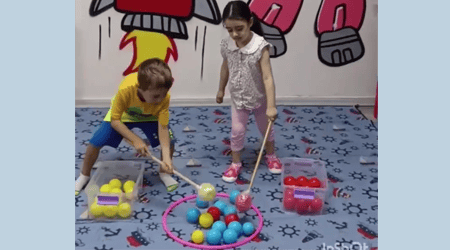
[
  {"x1": 212, "y1": 221, "x2": 227, "y2": 234},
  {"x1": 224, "y1": 205, "x2": 237, "y2": 216},
  {"x1": 229, "y1": 190, "x2": 240, "y2": 204},
  {"x1": 228, "y1": 221, "x2": 243, "y2": 237},
  {"x1": 206, "y1": 229, "x2": 222, "y2": 245},
  {"x1": 242, "y1": 222, "x2": 255, "y2": 236},
  {"x1": 223, "y1": 229, "x2": 238, "y2": 244},
  {"x1": 213, "y1": 200, "x2": 227, "y2": 214},
  {"x1": 196, "y1": 197, "x2": 209, "y2": 209},
  {"x1": 186, "y1": 208, "x2": 201, "y2": 224}
]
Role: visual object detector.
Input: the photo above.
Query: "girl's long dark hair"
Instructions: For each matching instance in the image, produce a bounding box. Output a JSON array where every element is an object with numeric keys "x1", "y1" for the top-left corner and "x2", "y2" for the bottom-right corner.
[{"x1": 222, "y1": 1, "x2": 264, "y2": 37}]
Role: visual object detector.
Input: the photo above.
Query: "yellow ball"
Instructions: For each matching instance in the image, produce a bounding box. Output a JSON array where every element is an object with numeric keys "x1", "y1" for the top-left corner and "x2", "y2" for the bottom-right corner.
[
  {"x1": 124, "y1": 188, "x2": 134, "y2": 200},
  {"x1": 118, "y1": 203, "x2": 132, "y2": 218},
  {"x1": 191, "y1": 230, "x2": 204, "y2": 244},
  {"x1": 89, "y1": 203, "x2": 103, "y2": 217},
  {"x1": 110, "y1": 188, "x2": 123, "y2": 195},
  {"x1": 199, "y1": 213, "x2": 213, "y2": 229},
  {"x1": 123, "y1": 180, "x2": 135, "y2": 191},
  {"x1": 100, "y1": 184, "x2": 111, "y2": 193},
  {"x1": 109, "y1": 179, "x2": 122, "y2": 189},
  {"x1": 198, "y1": 183, "x2": 216, "y2": 201},
  {"x1": 103, "y1": 205, "x2": 118, "y2": 218}
]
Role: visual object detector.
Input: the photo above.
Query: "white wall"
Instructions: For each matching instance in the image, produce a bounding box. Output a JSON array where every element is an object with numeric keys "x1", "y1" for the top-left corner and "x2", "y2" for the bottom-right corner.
[{"x1": 76, "y1": 0, "x2": 378, "y2": 107}]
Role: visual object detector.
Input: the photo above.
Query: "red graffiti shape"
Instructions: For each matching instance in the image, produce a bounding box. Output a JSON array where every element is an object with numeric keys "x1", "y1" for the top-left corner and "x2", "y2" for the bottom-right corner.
[
  {"x1": 316, "y1": 0, "x2": 365, "y2": 34},
  {"x1": 248, "y1": 0, "x2": 303, "y2": 33},
  {"x1": 115, "y1": 0, "x2": 193, "y2": 18}
]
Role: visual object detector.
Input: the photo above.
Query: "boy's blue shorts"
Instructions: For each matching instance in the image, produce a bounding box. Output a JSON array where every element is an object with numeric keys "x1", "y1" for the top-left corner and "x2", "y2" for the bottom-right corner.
[{"x1": 89, "y1": 121, "x2": 175, "y2": 149}]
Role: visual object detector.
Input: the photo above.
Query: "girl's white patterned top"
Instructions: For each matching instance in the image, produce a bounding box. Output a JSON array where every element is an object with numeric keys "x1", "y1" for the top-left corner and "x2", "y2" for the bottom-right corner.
[{"x1": 220, "y1": 32, "x2": 272, "y2": 110}]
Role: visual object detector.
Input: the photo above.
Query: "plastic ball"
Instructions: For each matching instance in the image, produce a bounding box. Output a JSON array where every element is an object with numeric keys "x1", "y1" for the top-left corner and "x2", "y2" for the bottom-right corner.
[
  {"x1": 296, "y1": 176, "x2": 309, "y2": 187},
  {"x1": 228, "y1": 221, "x2": 243, "y2": 237},
  {"x1": 283, "y1": 176, "x2": 297, "y2": 186},
  {"x1": 296, "y1": 199, "x2": 312, "y2": 215},
  {"x1": 310, "y1": 198, "x2": 323, "y2": 213},
  {"x1": 235, "y1": 194, "x2": 252, "y2": 212},
  {"x1": 198, "y1": 183, "x2": 216, "y2": 201},
  {"x1": 109, "y1": 179, "x2": 122, "y2": 189},
  {"x1": 191, "y1": 230, "x2": 204, "y2": 244},
  {"x1": 207, "y1": 207, "x2": 221, "y2": 222},
  {"x1": 223, "y1": 229, "x2": 238, "y2": 244},
  {"x1": 283, "y1": 196, "x2": 297, "y2": 210},
  {"x1": 213, "y1": 200, "x2": 227, "y2": 214},
  {"x1": 89, "y1": 202, "x2": 103, "y2": 217},
  {"x1": 242, "y1": 222, "x2": 255, "y2": 236},
  {"x1": 103, "y1": 205, "x2": 118, "y2": 218},
  {"x1": 199, "y1": 213, "x2": 214, "y2": 228},
  {"x1": 212, "y1": 221, "x2": 227, "y2": 234},
  {"x1": 196, "y1": 197, "x2": 209, "y2": 209},
  {"x1": 118, "y1": 203, "x2": 132, "y2": 218},
  {"x1": 224, "y1": 205, "x2": 237, "y2": 216},
  {"x1": 206, "y1": 229, "x2": 222, "y2": 245},
  {"x1": 284, "y1": 188, "x2": 295, "y2": 198},
  {"x1": 100, "y1": 184, "x2": 111, "y2": 193},
  {"x1": 124, "y1": 188, "x2": 134, "y2": 200},
  {"x1": 186, "y1": 208, "x2": 201, "y2": 224},
  {"x1": 229, "y1": 190, "x2": 240, "y2": 204},
  {"x1": 225, "y1": 214, "x2": 239, "y2": 226},
  {"x1": 123, "y1": 180, "x2": 135, "y2": 192},
  {"x1": 110, "y1": 188, "x2": 123, "y2": 195},
  {"x1": 307, "y1": 177, "x2": 321, "y2": 188}
]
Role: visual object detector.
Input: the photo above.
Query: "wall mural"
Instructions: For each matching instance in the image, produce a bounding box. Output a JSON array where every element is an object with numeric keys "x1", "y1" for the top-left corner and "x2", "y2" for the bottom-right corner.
[
  {"x1": 89, "y1": 0, "x2": 222, "y2": 77},
  {"x1": 88, "y1": 0, "x2": 367, "y2": 77},
  {"x1": 315, "y1": 0, "x2": 366, "y2": 66}
]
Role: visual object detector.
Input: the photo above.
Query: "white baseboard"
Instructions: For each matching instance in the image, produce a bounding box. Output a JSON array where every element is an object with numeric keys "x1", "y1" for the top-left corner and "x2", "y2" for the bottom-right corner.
[{"x1": 75, "y1": 96, "x2": 375, "y2": 108}]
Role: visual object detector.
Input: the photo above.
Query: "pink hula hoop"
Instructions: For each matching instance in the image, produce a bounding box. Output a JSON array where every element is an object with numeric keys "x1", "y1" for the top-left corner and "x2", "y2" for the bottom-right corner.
[{"x1": 162, "y1": 193, "x2": 264, "y2": 250}]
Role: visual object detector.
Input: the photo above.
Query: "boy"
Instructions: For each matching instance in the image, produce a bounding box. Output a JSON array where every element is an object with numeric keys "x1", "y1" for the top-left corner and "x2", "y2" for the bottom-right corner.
[{"x1": 75, "y1": 58, "x2": 178, "y2": 195}]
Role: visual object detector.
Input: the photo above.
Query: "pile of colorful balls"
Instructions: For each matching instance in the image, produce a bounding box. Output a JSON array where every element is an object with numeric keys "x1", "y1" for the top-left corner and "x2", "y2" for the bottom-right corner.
[{"x1": 187, "y1": 190, "x2": 255, "y2": 245}]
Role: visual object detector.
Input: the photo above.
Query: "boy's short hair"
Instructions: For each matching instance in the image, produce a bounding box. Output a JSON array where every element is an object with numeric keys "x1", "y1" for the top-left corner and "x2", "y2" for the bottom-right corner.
[{"x1": 137, "y1": 58, "x2": 173, "y2": 90}]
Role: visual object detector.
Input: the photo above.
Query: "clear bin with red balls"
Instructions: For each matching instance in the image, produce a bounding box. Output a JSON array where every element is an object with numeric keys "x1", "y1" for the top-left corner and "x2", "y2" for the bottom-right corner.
[{"x1": 281, "y1": 158, "x2": 328, "y2": 215}]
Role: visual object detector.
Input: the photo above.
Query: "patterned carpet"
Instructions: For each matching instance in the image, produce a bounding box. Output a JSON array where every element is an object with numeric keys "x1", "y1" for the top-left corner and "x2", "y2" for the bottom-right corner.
[{"x1": 75, "y1": 106, "x2": 378, "y2": 250}]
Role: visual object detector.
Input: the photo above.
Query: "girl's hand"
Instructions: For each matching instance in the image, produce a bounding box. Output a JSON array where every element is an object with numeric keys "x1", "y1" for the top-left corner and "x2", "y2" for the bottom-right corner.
[
  {"x1": 266, "y1": 107, "x2": 278, "y2": 121},
  {"x1": 216, "y1": 91, "x2": 224, "y2": 104}
]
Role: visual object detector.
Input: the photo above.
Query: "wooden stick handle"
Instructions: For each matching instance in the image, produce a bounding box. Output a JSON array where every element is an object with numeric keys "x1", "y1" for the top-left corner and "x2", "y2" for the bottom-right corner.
[
  {"x1": 247, "y1": 120, "x2": 273, "y2": 191},
  {"x1": 148, "y1": 154, "x2": 201, "y2": 190},
  {"x1": 173, "y1": 170, "x2": 201, "y2": 190}
]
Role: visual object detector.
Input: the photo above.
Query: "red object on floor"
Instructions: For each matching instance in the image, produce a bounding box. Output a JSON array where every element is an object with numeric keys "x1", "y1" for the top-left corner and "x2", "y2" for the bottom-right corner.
[{"x1": 374, "y1": 83, "x2": 378, "y2": 119}]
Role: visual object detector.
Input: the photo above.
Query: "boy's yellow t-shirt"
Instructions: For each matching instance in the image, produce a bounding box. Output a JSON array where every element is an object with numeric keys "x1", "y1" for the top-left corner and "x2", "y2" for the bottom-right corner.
[{"x1": 103, "y1": 73, "x2": 170, "y2": 126}]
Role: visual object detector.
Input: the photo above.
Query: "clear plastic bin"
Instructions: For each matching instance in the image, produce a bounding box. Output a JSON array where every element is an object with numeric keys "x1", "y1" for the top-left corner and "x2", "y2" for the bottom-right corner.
[
  {"x1": 84, "y1": 161, "x2": 144, "y2": 220},
  {"x1": 280, "y1": 158, "x2": 328, "y2": 215}
]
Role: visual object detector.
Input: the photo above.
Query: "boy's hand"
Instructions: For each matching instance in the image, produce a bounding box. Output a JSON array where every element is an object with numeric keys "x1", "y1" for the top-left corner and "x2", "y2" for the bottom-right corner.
[
  {"x1": 266, "y1": 107, "x2": 278, "y2": 121},
  {"x1": 133, "y1": 138, "x2": 151, "y2": 157},
  {"x1": 160, "y1": 160, "x2": 174, "y2": 174},
  {"x1": 216, "y1": 90, "x2": 224, "y2": 104}
]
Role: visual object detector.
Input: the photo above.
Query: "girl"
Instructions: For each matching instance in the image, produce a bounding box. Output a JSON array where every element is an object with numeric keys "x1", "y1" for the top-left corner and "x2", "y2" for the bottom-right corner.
[{"x1": 216, "y1": 1, "x2": 282, "y2": 183}]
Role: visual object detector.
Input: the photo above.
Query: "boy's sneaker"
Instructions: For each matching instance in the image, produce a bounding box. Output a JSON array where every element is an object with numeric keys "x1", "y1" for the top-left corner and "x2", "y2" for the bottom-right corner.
[
  {"x1": 222, "y1": 162, "x2": 242, "y2": 182},
  {"x1": 75, "y1": 173, "x2": 90, "y2": 196},
  {"x1": 265, "y1": 154, "x2": 282, "y2": 174}
]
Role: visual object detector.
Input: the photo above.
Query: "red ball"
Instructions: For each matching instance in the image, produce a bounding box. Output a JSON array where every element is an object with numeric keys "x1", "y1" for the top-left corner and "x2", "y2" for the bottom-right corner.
[
  {"x1": 296, "y1": 176, "x2": 309, "y2": 187},
  {"x1": 284, "y1": 176, "x2": 297, "y2": 186},
  {"x1": 296, "y1": 199, "x2": 312, "y2": 215},
  {"x1": 225, "y1": 214, "x2": 239, "y2": 226},
  {"x1": 207, "y1": 207, "x2": 221, "y2": 222},
  {"x1": 283, "y1": 196, "x2": 296, "y2": 210},
  {"x1": 310, "y1": 198, "x2": 323, "y2": 213},
  {"x1": 307, "y1": 177, "x2": 321, "y2": 188},
  {"x1": 284, "y1": 188, "x2": 294, "y2": 199}
]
